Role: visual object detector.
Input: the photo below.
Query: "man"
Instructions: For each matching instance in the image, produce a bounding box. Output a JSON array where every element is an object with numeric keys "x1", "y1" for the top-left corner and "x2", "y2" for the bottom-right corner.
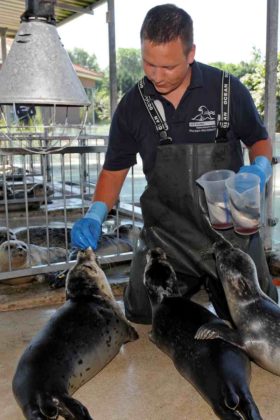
[{"x1": 72, "y1": 4, "x2": 278, "y2": 324}]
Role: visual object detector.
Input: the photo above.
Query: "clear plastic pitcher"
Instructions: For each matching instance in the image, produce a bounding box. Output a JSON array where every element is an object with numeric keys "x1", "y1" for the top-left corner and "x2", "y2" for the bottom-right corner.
[
  {"x1": 196, "y1": 169, "x2": 234, "y2": 230},
  {"x1": 225, "y1": 173, "x2": 260, "y2": 235}
]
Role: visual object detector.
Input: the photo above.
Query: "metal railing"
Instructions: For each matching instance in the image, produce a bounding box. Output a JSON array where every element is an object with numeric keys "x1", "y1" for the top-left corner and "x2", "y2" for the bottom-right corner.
[{"x1": 0, "y1": 133, "x2": 143, "y2": 282}]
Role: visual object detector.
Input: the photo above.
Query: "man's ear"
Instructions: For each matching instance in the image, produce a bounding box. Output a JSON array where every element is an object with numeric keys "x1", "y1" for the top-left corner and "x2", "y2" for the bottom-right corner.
[{"x1": 187, "y1": 44, "x2": 196, "y2": 64}]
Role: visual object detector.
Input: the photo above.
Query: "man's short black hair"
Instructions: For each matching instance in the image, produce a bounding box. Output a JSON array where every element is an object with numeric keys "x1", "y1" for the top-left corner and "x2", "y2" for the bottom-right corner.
[{"x1": 140, "y1": 4, "x2": 193, "y2": 53}]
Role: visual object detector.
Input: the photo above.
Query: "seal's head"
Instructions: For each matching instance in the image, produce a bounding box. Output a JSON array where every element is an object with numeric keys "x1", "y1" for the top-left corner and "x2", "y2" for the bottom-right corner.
[
  {"x1": 30, "y1": 183, "x2": 53, "y2": 197},
  {"x1": 66, "y1": 247, "x2": 111, "y2": 300},
  {"x1": 0, "y1": 240, "x2": 29, "y2": 271},
  {"x1": 144, "y1": 247, "x2": 179, "y2": 304},
  {"x1": 0, "y1": 227, "x2": 16, "y2": 245},
  {"x1": 213, "y1": 240, "x2": 260, "y2": 300},
  {"x1": 0, "y1": 184, "x2": 13, "y2": 200}
]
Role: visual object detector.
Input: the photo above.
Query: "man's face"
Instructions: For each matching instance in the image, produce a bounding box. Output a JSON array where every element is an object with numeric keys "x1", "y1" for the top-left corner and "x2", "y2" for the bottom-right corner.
[{"x1": 141, "y1": 37, "x2": 195, "y2": 96}]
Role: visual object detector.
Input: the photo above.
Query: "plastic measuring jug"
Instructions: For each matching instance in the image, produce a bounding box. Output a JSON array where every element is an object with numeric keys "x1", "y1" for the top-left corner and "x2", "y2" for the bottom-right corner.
[
  {"x1": 225, "y1": 173, "x2": 260, "y2": 235},
  {"x1": 196, "y1": 169, "x2": 234, "y2": 230}
]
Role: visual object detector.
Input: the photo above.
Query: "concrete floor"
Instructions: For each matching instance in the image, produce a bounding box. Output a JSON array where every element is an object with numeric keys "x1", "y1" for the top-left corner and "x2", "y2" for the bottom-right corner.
[{"x1": 1, "y1": 293, "x2": 280, "y2": 420}]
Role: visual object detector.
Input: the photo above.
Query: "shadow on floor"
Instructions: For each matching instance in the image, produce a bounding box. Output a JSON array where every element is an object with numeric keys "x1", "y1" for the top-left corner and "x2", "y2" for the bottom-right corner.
[{"x1": 1, "y1": 289, "x2": 280, "y2": 419}]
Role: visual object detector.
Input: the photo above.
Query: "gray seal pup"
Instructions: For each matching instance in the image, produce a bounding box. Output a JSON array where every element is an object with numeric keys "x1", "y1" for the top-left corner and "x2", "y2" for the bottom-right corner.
[
  {"x1": 12, "y1": 247, "x2": 138, "y2": 420},
  {"x1": 144, "y1": 248, "x2": 262, "y2": 420},
  {"x1": 0, "y1": 227, "x2": 16, "y2": 244},
  {"x1": 0, "y1": 183, "x2": 13, "y2": 199},
  {"x1": 15, "y1": 226, "x2": 72, "y2": 249},
  {"x1": 0, "y1": 239, "x2": 67, "y2": 284},
  {"x1": 195, "y1": 240, "x2": 280, "y2": 377},
  {"x1": 49, "y1": 223, "x2": 141, "y2": 289},
  {"x1": 13, "y1": 183, "x2": 53, "y2": 201},
  {"x1": 0, "y1": 183, "x2": 54, "y2": 212}
]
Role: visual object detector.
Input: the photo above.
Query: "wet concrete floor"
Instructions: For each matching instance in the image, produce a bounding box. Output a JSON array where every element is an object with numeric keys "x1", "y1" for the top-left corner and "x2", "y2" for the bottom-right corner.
[{"x1": 1, "y1": 291, "x2": 280, "y2": 420}]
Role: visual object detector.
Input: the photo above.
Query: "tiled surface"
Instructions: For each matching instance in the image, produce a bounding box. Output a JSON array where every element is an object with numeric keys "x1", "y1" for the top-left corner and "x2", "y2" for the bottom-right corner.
[{"x1": 1, "y1": 293, "x2": 280, "y2": 420}]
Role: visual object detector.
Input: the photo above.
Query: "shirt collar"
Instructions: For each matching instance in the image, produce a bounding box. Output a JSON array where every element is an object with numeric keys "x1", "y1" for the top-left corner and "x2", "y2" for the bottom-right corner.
[{"x1": 142, "y1": 60, "x2": 203, "y2": 97}]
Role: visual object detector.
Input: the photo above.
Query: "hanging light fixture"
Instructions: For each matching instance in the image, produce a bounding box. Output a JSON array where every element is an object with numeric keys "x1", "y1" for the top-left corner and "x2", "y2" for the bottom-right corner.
[
  {"x1": 0, "y1": 0, "x2": 91, "y2": 153},
  {"x1": 0, "y1": 0, "x2": 90, "y2": 106}
]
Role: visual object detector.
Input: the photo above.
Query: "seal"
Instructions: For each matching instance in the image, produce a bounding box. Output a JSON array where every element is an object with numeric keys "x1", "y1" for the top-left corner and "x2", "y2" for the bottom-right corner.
[
  {"x1": 0, "y1": 183, "x2": 53, "y2": 211},
  {"x1": 144, "y1": 248, "x2": 261, "y2": 420},
  {"x1": 195, "y1": 240, "x2": 280, "y2": 377},
  {"x1": 49, "y1": 223, "x2": 141, "y2": 289},
  {"x1": 13, "y1": 183, "x2": 53, "y2": 201},
  {"x1": 12, "y1": 247, "x2": 138, "y2": 420},
  {"x1": 13, "y1": 183, "x2": 54, "y2": 209},
  {"x1": 0, "y1": 227, "x2": 16, "y2": 244},
  {"x1": 0, "y1": 239, "x2": 67, "y2": 285},
  {"x1": 97, "y1": 223, "x2": 141, "y2": 257},
  {"x1": 15, "y1": 225, "x2": 72, "y2": 249},
  {"x1": 1, "y1": 166, "x2": 27, "y2": 181},
  {"x1": 0, "y1": 183, "x2": 13, "y2": 199}
]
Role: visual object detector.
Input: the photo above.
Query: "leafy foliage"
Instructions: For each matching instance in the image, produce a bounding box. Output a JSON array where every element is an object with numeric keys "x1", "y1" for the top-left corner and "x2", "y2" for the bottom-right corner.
[
  {"x1": 210, "y1": 48, "x2": 280, "y2": 132},
  {"x1": 68, "y1": 48, "x2": 100, "y2": 72},
  {"x1": 67, "y1": 47, "x2": 280, "y2": 130},
  {"x1": 94, "y1": 70, "x2": 111, "y2": 122},
  {"x1": 116, "y1": 48, "x2": 143, "y2": 96}
]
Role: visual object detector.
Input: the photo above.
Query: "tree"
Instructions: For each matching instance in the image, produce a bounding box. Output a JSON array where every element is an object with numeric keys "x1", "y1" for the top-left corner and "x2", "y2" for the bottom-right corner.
[
  {"x1": 208, "y1": 48, "x2": 262, "y2": 79},
  {"x1": 207, "y1": 61, "x2": 255, "y2": 79},
  {"x1": 209, "y1": 49, "x2": 280, "y2": 132},
  {"x1": 240, "y1": 51, "x2": 280, "y2": 132},
  {"x1": 94, "y1": 70, "x2": 110, "y2": 122},
  {"x1": 116, "y1": 48, "x2": 143, "y2": 96},
  {"x1": 94, "y1": 48, "x2": 144, "y2": 122},
  {"x1": 68, "y1": 48, "x2": 100, "y2": 72}
]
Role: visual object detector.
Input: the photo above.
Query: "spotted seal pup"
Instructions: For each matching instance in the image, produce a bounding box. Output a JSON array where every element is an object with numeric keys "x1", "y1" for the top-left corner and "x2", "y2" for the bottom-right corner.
[
  {"x1": 195, "y1": 240, "x2": 280, "y2": 377},
  {"x1": 144, "y1": 247, "x2": 261, "y2": 419},
  {"x1": 0, "y1": 239, "x2": 67, "y2": 284},
  {"x1": 0, "y1": 227, "x2": 16, "y2": 244},
  {"x1": 12, "y1": 183, "x2": 53, "y2": 200},
  {"x1": 15, "y1": 226, "x2": 72, "y2": 249},
  {"x1": 49, "y1": 223, "x2": 141, "y2": 289},
  {"x1": 12, "y1": 247, "x2": 138, "y2": 419},
  {"x1": 0, "y1": 183, "x2": 13, "y2": 199},
  {"x1": 0, "y1": 183, "x2": 53, "y2": 211}
]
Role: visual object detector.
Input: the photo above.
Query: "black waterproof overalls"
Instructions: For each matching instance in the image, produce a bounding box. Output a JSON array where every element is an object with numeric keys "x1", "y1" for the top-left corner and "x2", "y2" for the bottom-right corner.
[{"x1": 124, "y1": 75, "x2": 278, "y2": 325}]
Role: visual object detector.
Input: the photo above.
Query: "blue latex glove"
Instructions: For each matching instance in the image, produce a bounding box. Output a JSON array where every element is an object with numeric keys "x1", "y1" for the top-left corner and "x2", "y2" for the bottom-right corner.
[
  {"x1": 71, "y1": 201, "x2": 108, "y2": 250},
  {"x1": 238, "y1": 156, "x2": 272, "y2": 192}
]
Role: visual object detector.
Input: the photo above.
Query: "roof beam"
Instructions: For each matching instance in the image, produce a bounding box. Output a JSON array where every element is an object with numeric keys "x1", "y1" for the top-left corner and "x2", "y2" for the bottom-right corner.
[
  {"x1": 57, "y1": 1, "x2": 108, "y2": 27},
  {"x1": 56, "y1": 2, "x2": 94, "y2": 15},
  {"x1": 0, "y1": 28, "x2": 8, "y2": 62}
]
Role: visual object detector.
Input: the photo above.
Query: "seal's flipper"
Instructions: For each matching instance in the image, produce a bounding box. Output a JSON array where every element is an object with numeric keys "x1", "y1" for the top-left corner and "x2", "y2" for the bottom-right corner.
[
  {"x1": 223, "y1": 385, "x2": 262, "y2": 419},
  {"x1": 22, "y1": 404, "x2": 49, "y2": 420},
  {"x1": 238, "y1": 394, "x2": 263, "y2": 420},
  {"x1": 195, "y1": 322, "x2": 244, "y2": 350},
  {"x1": 58, "y1": 394, "x2": 93, "y2": 420},
  {"x1": 127, "y1": 324, "x2": 139, "y2": 342},
  {"x1": 224, "y1": 388, "x2": 240, "y2": 410},
  {"x1": 39, "y1": 394, "x2": 59, "y2": 418},
  {"x1": 212, "y1": 405, "x2": 245, "y2": 419}
]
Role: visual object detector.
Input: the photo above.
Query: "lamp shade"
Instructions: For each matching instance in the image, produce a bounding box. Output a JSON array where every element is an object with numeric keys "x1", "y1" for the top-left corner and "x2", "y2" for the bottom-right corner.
[{"x1": 0, "y1": 20, "x2": 90, "y2": 106}]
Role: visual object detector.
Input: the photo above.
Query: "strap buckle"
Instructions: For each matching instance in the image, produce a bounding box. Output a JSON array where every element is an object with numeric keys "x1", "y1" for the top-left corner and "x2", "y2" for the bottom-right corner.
[{"x1": 159, "y1": 130, "x2": 172, "y2": 145}]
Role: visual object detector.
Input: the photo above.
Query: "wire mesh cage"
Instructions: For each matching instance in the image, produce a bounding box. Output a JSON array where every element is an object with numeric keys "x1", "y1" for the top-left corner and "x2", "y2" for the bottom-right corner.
[{"x1": 0, "y1": 134, "x2": 143, "y2": 285}]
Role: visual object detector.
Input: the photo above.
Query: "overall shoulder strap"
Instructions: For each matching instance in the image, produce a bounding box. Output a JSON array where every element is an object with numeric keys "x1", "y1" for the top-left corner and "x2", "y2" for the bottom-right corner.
[
  {"x1": 216, "y1": 71, "x2": 231, "y2": 141},
  {"x1": 138, "y1": 78, "x2": 172, "y2": 145}
]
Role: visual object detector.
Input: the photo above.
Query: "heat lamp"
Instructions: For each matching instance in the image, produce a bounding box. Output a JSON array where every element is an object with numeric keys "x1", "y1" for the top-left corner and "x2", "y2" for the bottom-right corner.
[{"x1": 0, "y1": 0, "x2": 90, "y2": 153}]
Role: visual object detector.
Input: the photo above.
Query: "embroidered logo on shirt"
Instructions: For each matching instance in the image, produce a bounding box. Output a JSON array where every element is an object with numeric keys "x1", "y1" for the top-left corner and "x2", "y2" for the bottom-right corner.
[
  {"x1": 189, "y1": 105, "x2": 216, "y2": 133},
  {"x1": 192, "y1": 105, "x2": 215, "y2": 121}
]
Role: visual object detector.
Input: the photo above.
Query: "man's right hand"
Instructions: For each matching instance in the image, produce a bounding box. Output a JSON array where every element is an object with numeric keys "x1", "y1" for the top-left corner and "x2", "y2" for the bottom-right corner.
[
  {"x1": 71, "y1": 218, "x2": 102, "y2": 250},
  {"x1": 71, "y1": 201, "x2": 108, "y2": 250}
]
